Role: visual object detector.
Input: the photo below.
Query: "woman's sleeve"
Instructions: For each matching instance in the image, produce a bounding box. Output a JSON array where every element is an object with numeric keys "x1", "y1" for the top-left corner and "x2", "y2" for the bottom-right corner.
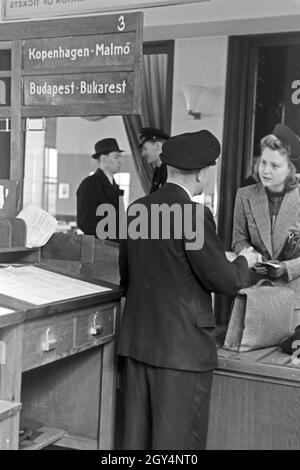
[
  {"x1": 282, "y1": 257, "x2": 300, "y2": 281},
  {"x1": 232, "y1": 189, "x2": 252, "y2": 254}
]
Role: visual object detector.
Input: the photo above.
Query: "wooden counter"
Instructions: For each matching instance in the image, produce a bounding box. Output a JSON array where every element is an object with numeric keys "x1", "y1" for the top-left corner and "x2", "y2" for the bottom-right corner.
[
  {"x1": 207, "y1": 346, "x2": 300, "y2": 449},
  {"x1": 0, "y1": 263, "x2": 123, "y2": 450}
]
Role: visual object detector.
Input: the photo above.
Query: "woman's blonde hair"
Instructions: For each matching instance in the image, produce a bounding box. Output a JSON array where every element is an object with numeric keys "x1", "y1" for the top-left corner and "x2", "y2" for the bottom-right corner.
[{"x1": 259, "y1": 134, "x2": 298, "y2": 192}]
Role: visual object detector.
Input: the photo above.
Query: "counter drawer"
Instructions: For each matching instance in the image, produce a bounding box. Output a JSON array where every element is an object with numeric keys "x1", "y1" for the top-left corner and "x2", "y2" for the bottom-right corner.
[
  {"x1": 22, "y1": 317, "x2": 74, "y2": 371},
  {"x1": 75, "y1": 305, "x2": 115, "y2": 348}
]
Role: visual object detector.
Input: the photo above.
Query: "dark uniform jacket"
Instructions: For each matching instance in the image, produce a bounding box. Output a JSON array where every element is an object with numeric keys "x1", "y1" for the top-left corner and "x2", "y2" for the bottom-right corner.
[
  {"x1": 76, "y1": 168, "x2": 124, "y2": 239},
  {"x1": 118, "y1": 183, "x2": 249, "y2": 372},
  {"x1": 150, "y1": 163, "x2": 167, "y2": 192}
]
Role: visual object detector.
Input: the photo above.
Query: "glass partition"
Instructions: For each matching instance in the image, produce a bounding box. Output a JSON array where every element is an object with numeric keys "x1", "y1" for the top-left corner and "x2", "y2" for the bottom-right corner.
[{"x1": 23, "y1": 116, "x2": 144, "y2": 233}]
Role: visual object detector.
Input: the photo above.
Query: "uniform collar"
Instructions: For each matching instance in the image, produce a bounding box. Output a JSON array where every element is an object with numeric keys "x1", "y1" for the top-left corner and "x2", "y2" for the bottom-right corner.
[{"x1": 167, "y1": 181, "x2": 193, "y2": 200}]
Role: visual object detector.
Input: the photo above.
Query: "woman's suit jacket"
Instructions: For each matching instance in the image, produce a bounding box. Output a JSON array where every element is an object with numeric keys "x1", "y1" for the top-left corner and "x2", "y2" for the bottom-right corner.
[{"x1": 232, "y1": 183, "x2": 300, "y2": 325}]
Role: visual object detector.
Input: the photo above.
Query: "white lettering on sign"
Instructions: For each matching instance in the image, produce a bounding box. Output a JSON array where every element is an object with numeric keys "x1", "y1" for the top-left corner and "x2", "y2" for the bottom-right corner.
[
  {"x1": 95, "y1": 42, "x2": 131, "y2": 56},
  {"x1": 28, "y1": 79, "x2": 127, "y2": 97},
  {"x1": 28, "y1": 46, "x2": 90, "y2": 61},
  {"x1": 27, "y1": 41, "x2": 132, "y2": 62}
]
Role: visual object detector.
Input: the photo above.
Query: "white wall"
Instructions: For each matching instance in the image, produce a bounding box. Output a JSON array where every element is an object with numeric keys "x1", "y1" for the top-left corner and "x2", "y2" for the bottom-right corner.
[
  {"x1": 171, "y1": 36, "x2": 228, "y2": 212},
  {"x1": 172, "y1": 36, "x2": 228, "y2": 139}
]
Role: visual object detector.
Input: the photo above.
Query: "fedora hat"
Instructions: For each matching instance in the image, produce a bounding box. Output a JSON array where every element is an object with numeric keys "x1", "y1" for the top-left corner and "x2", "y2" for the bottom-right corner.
[{"x1": 92, "y1": 138, "x2": 124, "y2": 159}]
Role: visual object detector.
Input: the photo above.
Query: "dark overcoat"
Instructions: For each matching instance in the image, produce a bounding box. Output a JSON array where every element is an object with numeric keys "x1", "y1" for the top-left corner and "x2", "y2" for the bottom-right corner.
[
  {"x1": 76, "y1": 168, "x2": 124, "y2": 239},
  {"x1": 150, "y1": 163, "x2": 167, "y2": 193},
  {"x1": 118, "y1": 183, "x2": 249, "y2": 371}
]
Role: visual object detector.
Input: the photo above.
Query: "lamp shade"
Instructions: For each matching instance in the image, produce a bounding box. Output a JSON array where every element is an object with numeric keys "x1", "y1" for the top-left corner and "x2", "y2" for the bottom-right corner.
[{"x1": 181, "y1": 84, "x2": 208, "y2": 112}]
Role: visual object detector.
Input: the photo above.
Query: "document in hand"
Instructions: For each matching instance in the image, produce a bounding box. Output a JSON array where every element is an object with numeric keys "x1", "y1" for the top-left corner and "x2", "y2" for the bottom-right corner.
[
  {"x1": 257, "y1": 261, "x2": 282, "y2": 269},
  {"x1": 17, "y1": 204, "x2": 57, "y2": 248}
]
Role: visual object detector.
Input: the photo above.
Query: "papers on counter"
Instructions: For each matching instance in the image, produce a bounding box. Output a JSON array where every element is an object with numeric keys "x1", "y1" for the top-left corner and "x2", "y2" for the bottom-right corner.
[
  {"x1": 0, "y1": 265, "x2": 111, "y2": 305},
  {"x1": 17, "y1": 204, "x2": 57, "y2": 248}
]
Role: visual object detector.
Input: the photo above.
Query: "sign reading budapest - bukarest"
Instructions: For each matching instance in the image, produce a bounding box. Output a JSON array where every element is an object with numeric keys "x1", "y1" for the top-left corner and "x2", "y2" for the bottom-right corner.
[{"x1": 24, "y1": 72, "x2": 133, "y2": 105}]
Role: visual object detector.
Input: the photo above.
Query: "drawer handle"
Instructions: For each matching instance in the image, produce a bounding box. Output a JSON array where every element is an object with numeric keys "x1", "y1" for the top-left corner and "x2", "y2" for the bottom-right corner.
[
  {"x1": 89, "y1": 315, "x2": 103, "y2": 336},
  {"x1": 42, "y1": 328, "x2": 57, "y2": 352},
  {"x1": 89, "y1": 325, "x2": 103, "y2": 336}
]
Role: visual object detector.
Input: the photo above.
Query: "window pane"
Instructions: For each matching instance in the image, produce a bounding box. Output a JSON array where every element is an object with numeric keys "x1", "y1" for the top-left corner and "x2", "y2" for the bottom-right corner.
[{"x1": 23, "y1": 116, "x2": 144, "y2": 233}]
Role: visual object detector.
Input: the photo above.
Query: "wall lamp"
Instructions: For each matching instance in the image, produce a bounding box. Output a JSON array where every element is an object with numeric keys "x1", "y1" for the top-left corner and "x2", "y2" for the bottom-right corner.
[{"x1": 181, "y1": 84, "x2": 208, "y2": 119}]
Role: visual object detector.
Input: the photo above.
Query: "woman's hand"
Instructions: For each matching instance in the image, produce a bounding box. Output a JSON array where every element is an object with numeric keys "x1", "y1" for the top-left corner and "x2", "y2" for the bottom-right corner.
[
  {"x1": 267, "y1": 262, "x2": 287, "y2": 279},
  {"x1": 253, "y1": 264, "x2": 268, "y2": 275}
]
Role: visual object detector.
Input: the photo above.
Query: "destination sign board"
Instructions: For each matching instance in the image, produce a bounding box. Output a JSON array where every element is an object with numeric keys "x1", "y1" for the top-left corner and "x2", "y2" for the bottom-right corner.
[
  {"x1": 23, "y1": 32, "x2": 135, "y2": 71},
  {"x1": 24, "y1": 72, "x2": 134, "y2": 106}
]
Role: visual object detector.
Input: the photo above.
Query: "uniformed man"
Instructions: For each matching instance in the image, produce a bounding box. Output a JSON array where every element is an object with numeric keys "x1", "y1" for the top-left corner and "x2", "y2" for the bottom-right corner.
[
  {"x1": 76, "y1": 138, "x2": 124, "y2": 240},
  {"x1": 139, "y1": 127, "x2": 170, "y2": 192},
  {"x1": 118, "y1": 130, "x2": 259, "y2": 450}
]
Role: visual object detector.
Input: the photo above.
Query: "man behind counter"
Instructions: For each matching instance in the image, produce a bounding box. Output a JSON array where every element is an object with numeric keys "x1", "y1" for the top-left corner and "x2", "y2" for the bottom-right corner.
[
  {"x1": 139, "y1": 127, "x2": 170, "y2": 192},
  {"x1": 76, "y1": 138, "x2": 124, "y2": 240}
]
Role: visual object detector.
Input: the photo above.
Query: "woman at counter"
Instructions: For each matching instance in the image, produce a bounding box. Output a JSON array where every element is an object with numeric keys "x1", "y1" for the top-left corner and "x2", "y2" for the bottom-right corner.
[{"x1": 232, "y1": 123, "x2": 300, "y2": 328}]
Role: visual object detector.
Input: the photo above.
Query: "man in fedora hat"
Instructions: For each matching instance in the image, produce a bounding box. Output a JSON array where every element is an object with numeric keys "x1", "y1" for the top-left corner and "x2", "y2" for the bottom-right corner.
[
  {"x1": 76, "y1": 138, "x2": 124, "y2": 240},
  {"x1": 118, "y1": 130, "x2": 259, "y2": 450},
  {"x1": 139, "y1": 127, "x2": 170, "y2": 193}
]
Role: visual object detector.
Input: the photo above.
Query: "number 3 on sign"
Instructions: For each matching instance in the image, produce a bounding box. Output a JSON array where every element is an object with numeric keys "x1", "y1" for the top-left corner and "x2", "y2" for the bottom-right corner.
[{"x1": 118, "y1": 15, "x2": 125, "y2": 32}]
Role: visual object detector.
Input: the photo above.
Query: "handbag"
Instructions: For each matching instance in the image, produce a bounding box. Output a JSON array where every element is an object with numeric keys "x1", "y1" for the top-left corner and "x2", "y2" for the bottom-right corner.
[
  {"x1": 280, "y1": 324, "x2": 300, "y2": 355},
  {"x1": 278, "y1": 231, "x2": 300, "y2": 261},
  {"x1": 224, "y1": 279, "x2": 294, "y2": 352}
]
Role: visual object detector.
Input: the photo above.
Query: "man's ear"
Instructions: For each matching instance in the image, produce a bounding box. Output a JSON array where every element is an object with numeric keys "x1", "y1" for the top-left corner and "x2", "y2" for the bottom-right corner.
[{"x1": 196, "y1": 167, "x2": 208, "y2": 182}]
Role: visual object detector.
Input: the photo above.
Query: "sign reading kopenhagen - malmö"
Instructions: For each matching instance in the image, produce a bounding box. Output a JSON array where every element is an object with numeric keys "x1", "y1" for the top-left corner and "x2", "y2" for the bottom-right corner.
[
  {"x1": 23, "y1": 33, "x2": 135, "y2": 71},
  {"x1": 21, "y1": 12, "x2": 142, "y2": 114}
]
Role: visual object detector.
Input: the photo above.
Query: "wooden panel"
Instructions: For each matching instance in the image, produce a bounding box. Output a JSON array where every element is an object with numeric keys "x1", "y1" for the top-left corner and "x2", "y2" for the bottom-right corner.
[
  {"x1": 75, "y1": 306, "x2": 115, "y2": 348},
  {"x1": 21, "y1": 102, "x2": 135, "y2": 117},
  {"x1": 0, "y1": 14, "x2": 142, "y2": 40},
  {"x1": 0, "y1": 413, "x2": 20, "y2": 450},
  {"x1": 22, "y1": 316, "x2": 74, "y2": 372},
  {"x1": 21, "y1": 348, "x2": 104, "y2": 441},
  {"x1": 217, "y1": 347, "x2": 300, "y2": 382},
  {"x1": 23, "y1": 33, "x2": 135, "y2": 72},
  {"x1": 0, "y1": 323, "x2": 23, "y2": 450},
  {"x1": 0, "y1": 247, "x2": 41, "y2": 264},
  {"x1": 0, "y1": 400, "x2": 21, "y2": 422},
  {"x1": 53, "y1": 434, "x2": 97, "y2": 450},
  {"x1": 0, "y1": 218, "x2": 11, "y2": 248},
  {"x1": 20, "y1": 426, "x2": 66, "y2": 450},
  {"x1": 10, "y1": 41, "x2": 23, "y2": 192},
  {"x1": 207, "y1": 372, "x2": 300, "y2": 449},
  {"x1": 99, "y1": 338, "x2": 118, "y2": 449},
  {"x1": 0, "y1": 179, "x2": 19, "y2": 218}
]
